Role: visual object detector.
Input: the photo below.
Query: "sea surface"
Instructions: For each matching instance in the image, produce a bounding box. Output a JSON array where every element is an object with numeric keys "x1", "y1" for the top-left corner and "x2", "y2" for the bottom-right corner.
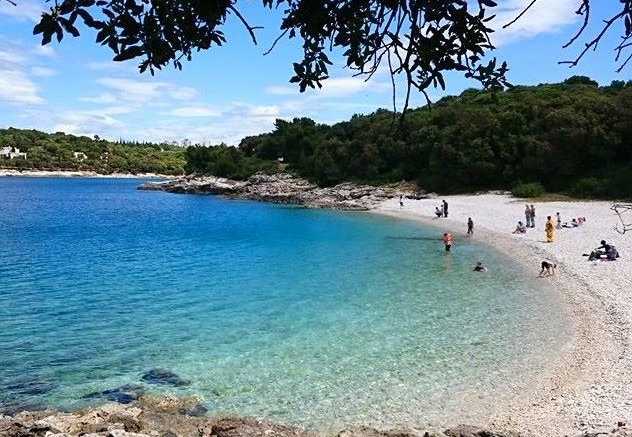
[{"x1": 0, "y1": 178, "x2": 570, "y2": 430}]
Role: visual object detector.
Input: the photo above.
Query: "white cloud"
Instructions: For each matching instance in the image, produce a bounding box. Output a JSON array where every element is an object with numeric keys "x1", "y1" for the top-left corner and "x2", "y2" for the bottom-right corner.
[
  {"x1": 0, "y1": 48, "x2": 28, "y2": 65},
  {"x1": 170, "y1": 106, "x2": 221, "y2": 118},
  {"x1": 266, "y1": 77, "x2": 389, "y2": 99},
  {"x1": 31, "y1": 66, "x2": 56, "y2": 77},
  {"x1": 265, "y1": 85, "x2": 296, "y2": 95},
  {"x1": 96, "y1": 77, "x2": 197, "y2": 104},
  {"x1": 79, "y1": 93, "x2": 119, "y2": 104},
  {"x1": 490, "y1": 0, "x2": 579, "y2": 46},
  {"x1": 0, "y1": 69, "x2": 44, "y2": 104},
  {"x1": 168, "y1": 86, "x2": 196, "y2": 100},
  {"x1": 0, "y1": 0, "x2": 44, "y2": 22},
  {"x1": 247, "y1": 105, "x2": 280, "y2": 118},
  {"x1": 32, "y1": 44, "x2": 56, "y2": 57}
]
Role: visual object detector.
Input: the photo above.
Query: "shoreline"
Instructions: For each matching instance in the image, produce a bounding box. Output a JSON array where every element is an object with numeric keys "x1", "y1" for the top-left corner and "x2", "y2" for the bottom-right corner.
[
  {"x1": 374, "y1": 194, "x2": 631, "y2": 436},
  {"x1": 0, "y1": 169, "x2": 176, "y2": 178}
]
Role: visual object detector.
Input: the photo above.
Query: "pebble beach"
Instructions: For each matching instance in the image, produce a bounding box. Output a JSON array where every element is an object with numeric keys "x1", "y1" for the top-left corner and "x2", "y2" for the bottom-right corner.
[{"x1": 377, "y1": 194, "x2": 632, "y2": 436}]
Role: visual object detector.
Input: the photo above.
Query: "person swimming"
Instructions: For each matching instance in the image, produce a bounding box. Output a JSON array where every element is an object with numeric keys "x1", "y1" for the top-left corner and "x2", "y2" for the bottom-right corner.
[{"x1": 473, "y1": 262, "x2": 486, "y2": 272}]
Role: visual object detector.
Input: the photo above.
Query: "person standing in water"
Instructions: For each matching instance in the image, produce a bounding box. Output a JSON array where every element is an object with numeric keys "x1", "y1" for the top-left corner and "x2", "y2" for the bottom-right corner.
[
  {"x1": 545, "y1": 216, "x2": 554, "y2": 242},
  {"x1": 467, "y1": 217, "x2": 474, "y2": 236},
  {"x1": 442, "y1": 232, "x2": 453, "y2": 252}
]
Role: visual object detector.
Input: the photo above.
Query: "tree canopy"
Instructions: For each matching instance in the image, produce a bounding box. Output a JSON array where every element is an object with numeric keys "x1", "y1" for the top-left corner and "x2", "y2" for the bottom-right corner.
[
  {"x1": 185, "y1": 76, "x2": 632, "y2": 199},
  {"x1": 0, "y1": 128, "x2": 186, "y2": 174},
  {"x1": 29, "y1": 0, "x2": 632, "y2": 113}
]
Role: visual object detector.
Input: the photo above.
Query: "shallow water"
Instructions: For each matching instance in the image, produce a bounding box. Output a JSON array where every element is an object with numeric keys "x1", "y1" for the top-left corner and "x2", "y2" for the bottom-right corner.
[{"x1": 0, "y1": 178, "x2": 570, "y2": 430}]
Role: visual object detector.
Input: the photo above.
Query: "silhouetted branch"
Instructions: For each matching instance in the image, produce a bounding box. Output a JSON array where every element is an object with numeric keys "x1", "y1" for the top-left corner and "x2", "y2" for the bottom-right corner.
[
  {"x1": 562, "y1": 0, "x2": 590, "y2": 48},
  {"x1": 612, "y1": 203, "x2": 632, "y2": 234},
  {"x1": 228, "y1": 5, "x2": 261, "y2": 45},
  {"x1": 502, "y1": 0, "x2": 537, "y2": 29}
]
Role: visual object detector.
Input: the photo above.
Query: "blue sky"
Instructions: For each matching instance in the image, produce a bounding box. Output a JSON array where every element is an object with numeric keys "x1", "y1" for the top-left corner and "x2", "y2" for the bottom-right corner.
[{"x1": 0, "y1": 0, "x2": 629, "y2": 145}]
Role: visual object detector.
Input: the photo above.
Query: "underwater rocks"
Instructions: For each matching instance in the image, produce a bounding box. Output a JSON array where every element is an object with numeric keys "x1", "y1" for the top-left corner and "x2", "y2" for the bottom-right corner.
[
  {"x1": 140, "y1": 369, "x2": 191, "y2": 387},
  {"x1": 83, "y1": 384, "x2": 146, "y2": 405},
  {"x1": 138, "y1": 173, "x2": 404, "y2": 210}
]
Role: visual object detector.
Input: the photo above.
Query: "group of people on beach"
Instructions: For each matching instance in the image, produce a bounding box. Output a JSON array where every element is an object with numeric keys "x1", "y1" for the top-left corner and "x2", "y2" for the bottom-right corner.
[
  {"x1": 512, "y1": 208, "x2": 587, "y2": 244},
  {"x1": 434, "y1": 200, "x2": 449, "y2": 218},
  {"x1": 432, "y1": 199, "x2": 619, "y2": 277}
]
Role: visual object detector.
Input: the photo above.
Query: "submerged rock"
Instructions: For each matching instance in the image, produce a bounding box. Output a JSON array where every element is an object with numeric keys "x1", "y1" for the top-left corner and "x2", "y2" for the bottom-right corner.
[
  {"x1": 83, "y1": 384, "x2": 146, "y2": 404},
  {"x1": 140, "y1": 369, "x2": 191, "y2": 387}
]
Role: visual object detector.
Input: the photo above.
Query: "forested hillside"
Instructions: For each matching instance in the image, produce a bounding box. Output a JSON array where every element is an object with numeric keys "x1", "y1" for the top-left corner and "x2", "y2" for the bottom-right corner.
[
  {"x1": 186, "y1": 76, "x2": 632, "y2": 199},
  {"x1": 0, "y1": 129, "x2": 185, "y2": 175}
]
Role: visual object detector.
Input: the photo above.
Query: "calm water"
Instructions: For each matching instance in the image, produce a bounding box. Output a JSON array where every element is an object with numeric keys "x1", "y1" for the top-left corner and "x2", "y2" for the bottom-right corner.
[{"x1": 0, "y1": 178, "x2": 569, "y2": 430}]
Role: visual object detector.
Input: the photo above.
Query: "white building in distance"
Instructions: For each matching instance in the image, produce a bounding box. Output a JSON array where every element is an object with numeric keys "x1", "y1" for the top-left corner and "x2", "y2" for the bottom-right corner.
[
  {"x1": 0, "y1": 147, "x2": 27, "y2": 160},
  {"x1": 73, "y1": 151, "x2": 88, "y2": 161}
]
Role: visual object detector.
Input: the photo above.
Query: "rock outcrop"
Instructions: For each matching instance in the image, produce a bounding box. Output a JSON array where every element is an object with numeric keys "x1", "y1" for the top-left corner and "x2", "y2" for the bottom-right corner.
[
  {"x1": 2, "y1": 396, "x2": 631, "y2": 437},
  {"x1": 138, "y1": 173, "x2": 412, "y2": 210}
]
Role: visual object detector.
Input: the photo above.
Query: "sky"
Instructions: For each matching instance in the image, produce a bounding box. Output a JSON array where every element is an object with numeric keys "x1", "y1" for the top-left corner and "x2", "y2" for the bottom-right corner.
[{"x1": 0, "y1": 0, "x2": 629, "y2": 145}]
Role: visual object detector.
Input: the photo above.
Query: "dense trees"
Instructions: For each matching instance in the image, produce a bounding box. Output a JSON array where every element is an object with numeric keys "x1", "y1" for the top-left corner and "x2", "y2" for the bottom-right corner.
[
  {"x1": 0, "y1": 128, "x2": 186, "y2": 174},
  {"x1": 185, "y1": 77, "x2": 632, "y2": 199}
]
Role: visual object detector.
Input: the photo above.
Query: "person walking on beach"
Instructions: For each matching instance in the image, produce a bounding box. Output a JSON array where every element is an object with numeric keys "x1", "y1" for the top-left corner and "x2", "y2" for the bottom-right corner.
[
  {"x1": 545, "y1": 216, "x2": 554, "y2": 242},
  {"x1": 525, "y1": 204, "x2": 532, "y2": 228},
  {"x1": 442, "y1": 232, "x2": 453, "y2": 252},
  {"x1": 443, "y1": 200, "x2": 449, "y2": 218},
  {"x1": 556, "y1": 212, "x2": 562, "y2": 230},
  {"x1": 530, "y1": 204, "x2": 536, "y2": 228},
  {"x1": 467, "y1": 217, "x2": 474, "y2": 236},
  {"x1": 399, "y1": 194, "x2": 404, "y2": 208},
  {"x1": 539, "y1": 261, "x2": 556, "y2": 277}
]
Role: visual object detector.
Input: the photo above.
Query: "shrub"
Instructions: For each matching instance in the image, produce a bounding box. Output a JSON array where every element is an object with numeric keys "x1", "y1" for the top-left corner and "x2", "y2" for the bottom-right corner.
[
  {"x1": 569, "y1": 177, "x2": 610, "y2": 198},
  {"x1": 512, "y1": 182, "x2": 545, "y2": 198}
]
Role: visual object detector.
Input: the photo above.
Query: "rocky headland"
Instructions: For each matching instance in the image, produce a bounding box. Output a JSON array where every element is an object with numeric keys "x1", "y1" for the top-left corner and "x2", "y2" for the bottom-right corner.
[
  {"x1": 137, "y1": 173, "x2": 413, "y2": 210},
  {"x1": 3, "y1": 395, "x2": 631, "y2": 437}
]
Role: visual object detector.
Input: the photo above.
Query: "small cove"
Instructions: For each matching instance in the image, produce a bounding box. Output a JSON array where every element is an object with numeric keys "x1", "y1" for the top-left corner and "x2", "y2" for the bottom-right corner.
[{"x1": 0, "y1": 178, "x2": 571, "y2": 431}]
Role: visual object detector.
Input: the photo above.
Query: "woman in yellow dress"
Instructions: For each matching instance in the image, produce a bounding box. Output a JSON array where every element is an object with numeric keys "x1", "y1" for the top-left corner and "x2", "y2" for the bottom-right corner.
[{"x1": 545, "y1": 215, "x2": 554, "y2": 242}]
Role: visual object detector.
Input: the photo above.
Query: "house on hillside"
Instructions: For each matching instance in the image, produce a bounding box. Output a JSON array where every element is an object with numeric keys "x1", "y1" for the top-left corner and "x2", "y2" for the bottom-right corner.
[
  {"x1": 0, "y1": 146, "x2": 27, "y2": 160},
  {"x1": 73, "y1": 151, "x2": 88, "y2": 161}
]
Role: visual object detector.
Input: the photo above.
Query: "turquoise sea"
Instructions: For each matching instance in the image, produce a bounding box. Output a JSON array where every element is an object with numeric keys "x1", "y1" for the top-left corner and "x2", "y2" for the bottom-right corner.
[{"x1": 0, "y1": 178, "x2": 569, "y2": 430}]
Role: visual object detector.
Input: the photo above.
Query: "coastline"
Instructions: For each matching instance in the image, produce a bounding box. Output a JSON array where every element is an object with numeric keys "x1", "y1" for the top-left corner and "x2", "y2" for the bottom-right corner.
[
  {"x1": 0, "y1": 169, "x2": 176, "y2": 178},
  {"x1": 374, "y1": 194, "x2": 631, "y2": 436}
]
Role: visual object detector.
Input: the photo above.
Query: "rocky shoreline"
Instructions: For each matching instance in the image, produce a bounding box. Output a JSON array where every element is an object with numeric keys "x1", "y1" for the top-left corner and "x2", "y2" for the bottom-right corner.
[
  {"x1": 3, "y1": 395, "x2": 630, "y2": 437},
  {"x1": 137, "y1": 173, "x2": 412, "y2": 210}
]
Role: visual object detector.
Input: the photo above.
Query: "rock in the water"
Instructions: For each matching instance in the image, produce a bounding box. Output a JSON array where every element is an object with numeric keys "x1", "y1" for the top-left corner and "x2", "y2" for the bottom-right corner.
[
  {"x1": 141, "y1": 369, "x2": 191, "y2": 387},
  {"x1": 138, "y1": 172, "x2": 401, "y2": 210},
  {"x1": 178, "y1": 403, "x2": 208, "y2": 417},
  {"x1": 3, "y1": 378, "x2": 57, "y2": 397},
  {"x1": 83, "y1": 385, "x2": 146, "y2": 404}
]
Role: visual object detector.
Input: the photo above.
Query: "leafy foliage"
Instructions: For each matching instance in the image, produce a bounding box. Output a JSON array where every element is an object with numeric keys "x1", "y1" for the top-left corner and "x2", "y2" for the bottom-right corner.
[
  {"x1": 186, "y1": 77, "x2": 632, "y2": 199},
  {"x1": 31, "y1": 1, "x2": 632, "y2": 113},
  {"x1": 511, "y1": 182, "x2": 545, "y2": 199},
  {"x1": 0, "y1": 128, "x2": 185, "y2": 175},
  {"x1": 32, "y1": 0, "x2": 510, "y2": 113}
]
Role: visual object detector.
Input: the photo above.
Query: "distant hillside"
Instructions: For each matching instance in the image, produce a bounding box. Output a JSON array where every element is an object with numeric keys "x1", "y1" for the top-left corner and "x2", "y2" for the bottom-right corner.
[
  {"x1": 0, "y1": 129, "x2": 185, "y2": 175},
  {"x1": 186, "y1": 76, "x2": 632, "y2": 199}
]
